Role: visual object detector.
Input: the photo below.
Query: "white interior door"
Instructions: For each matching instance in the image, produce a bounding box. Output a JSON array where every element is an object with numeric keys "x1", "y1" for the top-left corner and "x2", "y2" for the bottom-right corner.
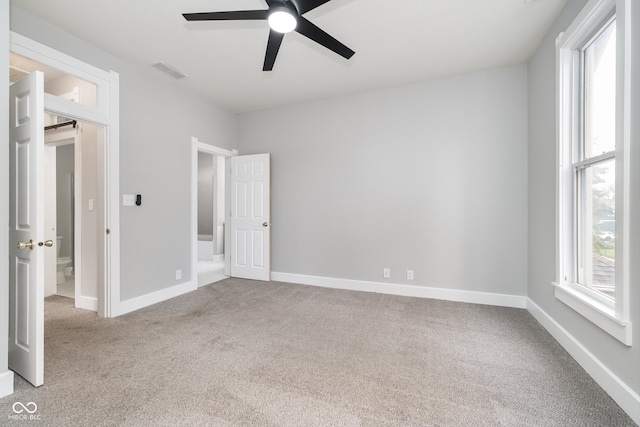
[
  {"x1": 8, "y1": 71, "x2": 46, "y2": 387},
  {"x1": 230, "y1": 154, "x2": 271, "y2": 281}
]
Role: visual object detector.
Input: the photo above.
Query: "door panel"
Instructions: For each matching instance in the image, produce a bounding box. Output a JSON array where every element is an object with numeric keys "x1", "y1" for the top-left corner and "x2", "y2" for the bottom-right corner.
[
  {"x1": 9, "y1": 71, "x2": 45, "y2": 387},
  {"x1": 230, "y1": 154, "x2": 270, "y2": 281}
]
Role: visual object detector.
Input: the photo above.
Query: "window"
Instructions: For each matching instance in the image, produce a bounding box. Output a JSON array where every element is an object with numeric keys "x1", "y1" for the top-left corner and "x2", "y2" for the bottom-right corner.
[
  {"x1": 555, "y1": 0, "x2": 631, "y2": 345},
  {"x1": 576, "y1": 17, "x2": 616, "y2": 299}
]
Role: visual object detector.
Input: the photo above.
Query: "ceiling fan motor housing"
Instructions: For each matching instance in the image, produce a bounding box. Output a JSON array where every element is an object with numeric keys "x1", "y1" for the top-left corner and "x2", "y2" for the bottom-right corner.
[{"x1": 268, "y1": 3, "x2": 299, "y2": 33}]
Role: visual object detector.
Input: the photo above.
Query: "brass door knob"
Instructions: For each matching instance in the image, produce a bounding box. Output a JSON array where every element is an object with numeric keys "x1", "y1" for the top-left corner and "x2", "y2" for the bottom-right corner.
[
  {"x1": 38, "y1": 240, "x2": 54, "y2": 247},
  {"x1": 17, "y1": 240, "x2": 35, "y2": 250}
]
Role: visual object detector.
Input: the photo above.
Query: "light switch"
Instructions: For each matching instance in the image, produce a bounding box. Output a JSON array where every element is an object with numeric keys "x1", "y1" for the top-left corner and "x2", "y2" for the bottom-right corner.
[
  {"x1": 123, "y1": 194, "x2": 136, "y2": 206},
  {"x1": 88, "y1": 199, "x2": 94, "y2": 211}
]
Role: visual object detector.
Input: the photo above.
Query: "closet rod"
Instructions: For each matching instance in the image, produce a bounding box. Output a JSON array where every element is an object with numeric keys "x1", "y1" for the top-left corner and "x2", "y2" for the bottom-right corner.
[{"x1": 44, "y1": 120, "x2": 77, "y2": 131}]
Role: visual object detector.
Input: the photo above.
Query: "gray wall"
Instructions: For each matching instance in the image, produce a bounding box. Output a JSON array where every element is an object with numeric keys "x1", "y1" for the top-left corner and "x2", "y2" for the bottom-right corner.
[
  {"x1": 239, "y1": 65, "x2": 529, "y2": 296},
  {"x1": 1, "y1": 0, "x2": 10, "y2": 397},
  {"x1": 10, "y1": 5, "x2": 238, "y2": 301},
  {"x1": 528, "y1": 0, "x2": 640, "y2": 395}
]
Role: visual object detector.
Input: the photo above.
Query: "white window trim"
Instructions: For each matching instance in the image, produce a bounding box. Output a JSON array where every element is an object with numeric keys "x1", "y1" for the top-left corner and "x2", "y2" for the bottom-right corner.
[{"x1": 555, "y1": 0, "x2": 632, "y2": 346}]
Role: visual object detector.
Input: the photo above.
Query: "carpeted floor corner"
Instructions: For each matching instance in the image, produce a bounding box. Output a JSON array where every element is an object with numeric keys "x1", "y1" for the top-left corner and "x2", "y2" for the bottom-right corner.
[{"x1": 0, "y1": 278, "x2": 635, "y2": 426}]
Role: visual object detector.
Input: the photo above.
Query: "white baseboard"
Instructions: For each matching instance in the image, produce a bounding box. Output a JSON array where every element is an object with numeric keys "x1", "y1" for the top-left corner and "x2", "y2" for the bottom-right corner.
[
  {"x1": 75, "y1": 295, "x2": 97, "y2": 312},
  {"x1": 527, "y1": 299, "x2": 640, "y2": 425},
  {"x1": 116, "y1": 280, "x2": 197, "y2": 316},
  {"x1": 271, "y1": 272, "x2": 527, "y2": 309},
  {"x1": 0, "y1": 370, "x2": 14, "y2": 398}
]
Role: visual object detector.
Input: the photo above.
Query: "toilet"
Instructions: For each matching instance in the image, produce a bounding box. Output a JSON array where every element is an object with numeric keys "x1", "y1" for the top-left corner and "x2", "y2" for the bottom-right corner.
[{"x1": 56, "y1": 236, "x2": 72, "y2": 285}]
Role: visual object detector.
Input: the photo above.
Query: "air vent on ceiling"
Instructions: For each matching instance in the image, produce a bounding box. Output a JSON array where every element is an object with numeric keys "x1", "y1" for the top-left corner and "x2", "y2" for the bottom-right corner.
[{"x1": 152, "y1": 61, "x2": 188, "y2": 80}]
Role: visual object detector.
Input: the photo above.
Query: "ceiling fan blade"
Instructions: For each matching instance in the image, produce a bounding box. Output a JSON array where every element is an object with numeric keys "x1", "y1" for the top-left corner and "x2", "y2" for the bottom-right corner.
[
  {"x1": 290, "y1": 0, "x2": 332, "y2": 15},
  {"x1": 295, "y1": 17, "x2": 355, "y2": 60},
  {"x1": 183, "y1": 10, "x2": 268, "y2": 21},
  {"x1": 263, "y1": 30, "x2": 285, "y2": 71}
]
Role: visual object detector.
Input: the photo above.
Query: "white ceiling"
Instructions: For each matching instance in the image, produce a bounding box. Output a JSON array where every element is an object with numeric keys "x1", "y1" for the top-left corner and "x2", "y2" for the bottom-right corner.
[{"x1": 11, "y1": 0, "x2": 567, "y2": 113}]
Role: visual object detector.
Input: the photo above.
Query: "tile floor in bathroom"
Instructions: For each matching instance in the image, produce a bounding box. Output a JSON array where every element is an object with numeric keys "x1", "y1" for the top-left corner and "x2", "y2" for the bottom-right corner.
[{"x1": 56, "y1": 275, "x2": 75, "y2": 299}]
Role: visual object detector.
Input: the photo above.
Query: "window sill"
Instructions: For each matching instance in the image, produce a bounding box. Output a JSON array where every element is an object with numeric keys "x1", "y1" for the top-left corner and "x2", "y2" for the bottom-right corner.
[{"x1": 552, "y1": 282, "x2": 632, "y2": 346}]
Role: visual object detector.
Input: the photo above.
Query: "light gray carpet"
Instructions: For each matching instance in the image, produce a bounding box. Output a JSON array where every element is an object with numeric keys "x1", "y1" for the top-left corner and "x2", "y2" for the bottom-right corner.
[{"x1": 1, "y1": 278, "x2": 635, "y2": 426}]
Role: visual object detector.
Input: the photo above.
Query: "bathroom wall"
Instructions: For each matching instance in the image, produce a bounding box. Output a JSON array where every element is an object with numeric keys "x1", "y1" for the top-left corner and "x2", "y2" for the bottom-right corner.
[
  {"x1": 198, "y1": 151, "x2": 214, "y2": 238},
  {"x1": 56, "y1": 144, "x2": 74, "y2": 260},
  {"x1": 78, "y1": 122, "x2": 101, "y2": 300}
]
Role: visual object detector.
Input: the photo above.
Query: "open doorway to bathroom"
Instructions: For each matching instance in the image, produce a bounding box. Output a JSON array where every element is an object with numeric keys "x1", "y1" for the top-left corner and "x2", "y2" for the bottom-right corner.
[
  {"x1": 45, "y1": 134, "x2": 76, "y2": 299},
  {"x1": 54, "y1": 142, "x2": 75, "y2": 298},
  {"x1": 197, "y1": 151, "x2": 225, "y2": 285},
  {"x1": 44, "y1": 116, "x2": 104, "y2": 309},
  {"x1": 43, "y1": 87, "x2": 81, "y2": 302},
  {"x1": 192, "y1": 138, "x2": 236, "y2": 287}
]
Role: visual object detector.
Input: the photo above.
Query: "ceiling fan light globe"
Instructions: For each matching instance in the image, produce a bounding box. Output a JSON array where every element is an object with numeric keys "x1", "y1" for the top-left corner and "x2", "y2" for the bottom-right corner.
[{"x1": 268, "y1": 9, "x2": 297, "y2": 33}]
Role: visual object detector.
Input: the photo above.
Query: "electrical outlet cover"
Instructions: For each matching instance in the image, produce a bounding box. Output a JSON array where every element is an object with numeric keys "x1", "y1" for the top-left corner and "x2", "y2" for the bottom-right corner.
[{"x1": 123, "y1": 194, "x2": 136, "y2": 206}]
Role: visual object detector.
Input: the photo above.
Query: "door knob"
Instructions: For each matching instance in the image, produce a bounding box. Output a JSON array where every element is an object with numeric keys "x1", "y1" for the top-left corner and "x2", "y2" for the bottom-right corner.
[
  {"x1": 17, "y1": 240, "x2": 35, "y2": 250},
  {"x1": 263, "y1": 222, "x2": 269, "y2": 227},
  {"x1": 38, "y1": 240, "x2": 54, "y2": 247}
]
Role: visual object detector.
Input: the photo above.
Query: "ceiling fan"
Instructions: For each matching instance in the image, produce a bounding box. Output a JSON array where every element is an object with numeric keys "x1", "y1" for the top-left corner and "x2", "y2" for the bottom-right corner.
[{"x1": 183, "y1": 0, "x2": 355, "y2": 71}]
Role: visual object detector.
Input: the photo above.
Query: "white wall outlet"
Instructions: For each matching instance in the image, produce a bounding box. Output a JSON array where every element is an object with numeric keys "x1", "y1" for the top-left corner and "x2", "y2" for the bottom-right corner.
[
  {"x1": 175, "y1": 269, "x2": 182, "y2": 280},
  {"x1": 407, "y1": 270, "x2": 414, "y2": 280},
  {"x1": 383, "y1": 268, "x2": 391, "y2": 279},
  {"x1": 123, "y1": 194, "x2": 136, "y2": 206}
]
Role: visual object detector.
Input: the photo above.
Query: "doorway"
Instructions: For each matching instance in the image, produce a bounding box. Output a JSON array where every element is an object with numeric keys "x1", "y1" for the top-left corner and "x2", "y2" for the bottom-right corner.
[
  {"x1": 191, "y1": 138, "x2": 236, "y2": 287},
  {"x1": 43, "y1": 116, "x2": 105, "y2": 311},
  {"x1": 11, "y1": 53, "x2": 105, "y2": 313},
  {"x1": 10, "y1": 31, "x2": 120, "y2": 319},
  {"x1": 44, "y1": 136, "x2": 76, "y2": 300}
]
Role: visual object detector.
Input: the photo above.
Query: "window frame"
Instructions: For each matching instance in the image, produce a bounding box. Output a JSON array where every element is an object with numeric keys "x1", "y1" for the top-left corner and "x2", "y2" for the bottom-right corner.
[{"x1": 555, "y1": 0, "x2": 632, "y2": 345}]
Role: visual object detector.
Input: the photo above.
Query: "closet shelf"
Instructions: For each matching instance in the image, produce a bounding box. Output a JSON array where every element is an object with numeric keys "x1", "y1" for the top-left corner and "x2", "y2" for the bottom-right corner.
[{"x1": 44, "y1": 120, "x2": 77, "y2": 131}]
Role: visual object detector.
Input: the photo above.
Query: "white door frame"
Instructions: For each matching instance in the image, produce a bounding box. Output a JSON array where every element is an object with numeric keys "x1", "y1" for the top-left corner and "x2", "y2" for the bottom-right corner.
[
  {"x1": 43, "y1": 144, "x2": 57, "y2": 298},
  {"x1": 191, "y1": 137, "x2": 237, "y2": 285},
  {"x1": 10, "y1": 32, "x2": 120, "y2": 318}
]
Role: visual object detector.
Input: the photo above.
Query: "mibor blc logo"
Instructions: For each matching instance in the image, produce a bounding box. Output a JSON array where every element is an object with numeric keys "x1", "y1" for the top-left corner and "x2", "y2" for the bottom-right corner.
[{"x1": 9, "y1": 401, "x2": 41, "y2": 421}]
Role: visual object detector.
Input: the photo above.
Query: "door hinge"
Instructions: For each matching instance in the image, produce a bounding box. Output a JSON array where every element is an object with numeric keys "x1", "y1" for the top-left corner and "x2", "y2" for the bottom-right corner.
[{"x1": 106, "y1": 228, "x2": 110, "y2": 235}]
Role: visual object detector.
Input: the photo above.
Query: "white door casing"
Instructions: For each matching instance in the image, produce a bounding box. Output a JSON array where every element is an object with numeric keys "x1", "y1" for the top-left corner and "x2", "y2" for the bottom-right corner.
[
  {"x1": 43, "y1": 146, "x2": 56, "y2": 297},
  {"x1": 8, "y1": 71, "x2": 46, "y2": 387},
  {"x1": 230, "y1": 154, "x2": 271, "y2": 281}
]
